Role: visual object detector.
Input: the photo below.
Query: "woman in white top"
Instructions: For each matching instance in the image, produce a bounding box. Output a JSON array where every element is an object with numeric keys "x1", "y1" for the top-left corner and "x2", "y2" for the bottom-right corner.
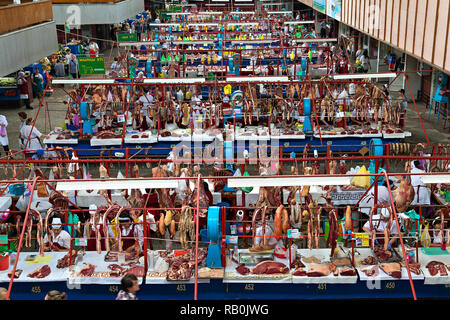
[
  {"x1": 43, "y1": 218, "x2": 71, "y2": 251},
  {"x1": 253, "y1": 218, "x2": 284, "y2": 250},
  {"x1": 20, "y1": 118, "x2": 49, "y2": 152},
  {"x1": 0, "y1": 115, "x2": 9, "y2": 156},
  {"x1": 430, "y1": 218, "x2": 447, "y2": 246},
  {"x1": 410, "y1": 160, "x2": 431, "y2": 205}
]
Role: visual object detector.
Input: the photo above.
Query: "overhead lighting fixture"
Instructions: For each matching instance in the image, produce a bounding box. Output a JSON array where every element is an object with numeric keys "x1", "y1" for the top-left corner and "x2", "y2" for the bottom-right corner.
[
  {"x1": 420, "y1": 175, "x2": 450, "y2": 184},
  {"x1": 52, "y1": 79, "x2": 115, "y2": 84},
  {"x1": 228, "y1": 176, "x2": 352, "y2": 188},
  {"x1": 56, "y1": 179, "x2": 179, "y2": 191},
  {"x1": 331, "y1": 72, "x2": 397, "y2": 80}
]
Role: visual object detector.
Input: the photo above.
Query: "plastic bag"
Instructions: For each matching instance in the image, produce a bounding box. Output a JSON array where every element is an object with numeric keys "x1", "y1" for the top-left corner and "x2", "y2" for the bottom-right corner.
[
  {"x1": 241, "y1": 171, "x2": 253, "y2": 193},
  {"x1": 351, "y1": 165, "x2": 370, "y2": 189},
  {"x1": 154, "y1": 256, "x2": 169, "y2": 273},
  {"x1": 420, "y1": 222, "x2": 431, "y2": 248}
]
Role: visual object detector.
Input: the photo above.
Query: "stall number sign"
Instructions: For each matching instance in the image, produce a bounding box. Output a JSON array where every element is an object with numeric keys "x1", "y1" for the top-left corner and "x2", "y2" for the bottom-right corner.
[
  {"x1": 226, "y1": 235, "x2": 238, "y2": 244},
  {"x1": 355, "y1": 233, "x2": 369, "y2": 247},
  {"x1": 75, "y1": 238, "x2": 87, "y2": 246},
  {"x1": 118, "y1": 33, "x2": 138, "y2": 42},
  {"x1": 78, "y1": 57, "x2": 106, "y2": 75},
  {"x1": 287, "y1": 229, "x2": 300, "y2": 239},
  {"x1": 0, "y1": 235, "x2": 7, "y2": 245}
]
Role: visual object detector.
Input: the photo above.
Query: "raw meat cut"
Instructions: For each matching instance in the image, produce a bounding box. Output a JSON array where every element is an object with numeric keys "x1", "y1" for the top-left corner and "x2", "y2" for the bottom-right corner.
[
  {"x1": 405, "y1": 263, "x2": 421, "y2": 276},
  {"x1": 57, "y1": 250, "x2": 77, "y2": 268},
  {"x1": 126, "y1": 266, "x2": 145, "y2": 277},
  {"x1": 235, "y1": 264, "x2": 250, "y2": 275},
  {"x1": 306, "y1": 263, "x2": 336, "y2": 277},
  {"x1": 361, "y1": 256, "x2": 378, "y2": 265},
  {"x1": 108, "y1": 264, "x2": 128, "y2": 277},
  {"x1": 374, "y1": 247, "x2": 392, "y2": 262},
  {"x1": 426, "y1": 261, "x2": 447, "y2": 276},
  {"x1": 293, "y1": 267, "x2": 307, "y2": 276},
  {"x1": 332, "y1": 258, "x2": 351, "y2": 266},
  {"x1": 380, "y1": 263, "x2": 402, "y2": 279},
  {"x1": 8, "y1": 269, "x2": 23, "y2": 279},
  {"x1": 290, "y1": 258, "x2": 305, "y2": 269},
  {"x1": 360, "y1": 265, "x2": 379, "y2": 277},
  {"x1": 27, "y1": 265, "x2": 51, "y2": 278},
  {"x1": 78, "y1": 263, "x2": 96, "y2": 277},
  {"x1": 104, "y1": 250, "x2": 139, "y2": 263},
  {"x1": 339, "y1": 266, "x2": 356, "y2": 276},
  {"x1": 251, "y1": 261, "x2": 289, "y2": 275},
  {"x1": 166, "y1": 248, "x2": 208, "y2": 280}
]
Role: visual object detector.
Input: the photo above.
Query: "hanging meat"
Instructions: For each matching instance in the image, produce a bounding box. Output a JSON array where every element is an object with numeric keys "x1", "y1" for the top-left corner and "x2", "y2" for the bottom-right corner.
[
  {"x1": 326, "y1": 209, "x2": 338, "y2": 257},
  {"x1": 212, "y1": 167, "x2": 234, "y2": 192},
  {"x1": 250, "y1": 206, "x2": 267, "y2": 251},
  {"x1": 392, "y1": 175, "x2": 415, "y2": 213},
  {"x1": 274, "y1": 205, "x2": 290, "y2": 241}
]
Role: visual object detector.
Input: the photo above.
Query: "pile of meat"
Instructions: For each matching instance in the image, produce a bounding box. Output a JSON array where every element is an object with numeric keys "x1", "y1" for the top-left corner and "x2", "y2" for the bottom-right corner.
[
  {"x1": 360, "y1": 265, "x2": 379, "y2": 277},
  {"x1": 164, "y1": 248, "x2": 208, "y2": 280},
  {"x1": 339, "y1": 266, "x2": 357, "y2": 276},
  {"x1": 306, "y1": 262, "x2": 337, "y2": 277},
  {"x1": 373, "y1": 247, "x2": 393, "y2": 262},
  {"x1": 8, "y1": 269, "x2": 23, "y2": 279},
  {"x1": 104, "y1": 250, "x2": 139, "y2": 263},
  {"x1": 27, "y1": 265, "x2": 51, "y2": 279},
  {"x1": 77, "y1": 263, "x2": 96, "y2": 277},
  {"x1": 94, "y1": 131, "x2": 122, "y2": 139},
  {"x1": 108, "y1": 263, "x2": 146, "y2": 277},
  {"x1": 426, "y1": 261, "x2": 449, "y2": 276},
  {"x1": 361, "y1": 256, "x2": 378, "y2": 265},
  {"x1": 57, "y1": 250, "x2": 78, "y2": 268},
  {"x1": 235, "y1": 264, "x2": 250, "y2": 275},
  {"x1": 251, "y1": 261, "x2": 289, "y2": 275}
]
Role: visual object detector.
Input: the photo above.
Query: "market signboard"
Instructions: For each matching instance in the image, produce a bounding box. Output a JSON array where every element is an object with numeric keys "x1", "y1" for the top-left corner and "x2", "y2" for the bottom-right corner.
[
  {"x1": 117, "y1": 33, "x2": 138, "y2": 42},
  {"x1": 78, "y1": 57, "x2": 105, "y2": 75},
  {"x1": 326, "y1": 0, "x2": 341, "y2": 21},
  {"x1": 313, "y1": 0, "x2": 326, "y2": 13}
]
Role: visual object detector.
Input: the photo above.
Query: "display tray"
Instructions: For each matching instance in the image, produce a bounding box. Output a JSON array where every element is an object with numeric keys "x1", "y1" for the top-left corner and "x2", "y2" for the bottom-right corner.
[
  {"x1": 90, "y1": 137, "x2": 123, "y2": 146},
  {"x1": 418, "y1": 249, "x2": 450, "y2": 285},
  {"x1": 292, "y1": 249, "x2": 358, "y2": 284},
  {"x1": 0, "y1": 252, "x2": 70, "y2": 283},
  {"x1": 354, "y1": 248, "x2": 424, "y2": 281},
  {"x1": 44, "y1": 135, "x2": 79, "y2": 145}
]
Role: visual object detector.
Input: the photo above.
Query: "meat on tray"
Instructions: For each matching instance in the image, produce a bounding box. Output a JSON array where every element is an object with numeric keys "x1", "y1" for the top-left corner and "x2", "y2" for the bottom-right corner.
[
  {"x1": 292, "y1": 267, "x2": 307, "y2": 276},
  {"x1": 108, "y1": 264, "x2": 128, "y2": 277},
  {"x1": 404, "y1": 263, "x2": 421, "y2": 276},
  {"x1": 426, "y1": 261, "x2": 448, "y2": 276},
  {"x1": 360, "y1": 265, "x2": 379, "y2": 277},
  {"x1": 290, "y1": 258, "x2": 305, "y2": 269},
  {"x1": 57, "y1": 250, "x2": 77, "y2": 268},
  {"x1": 27, "y1": 265, "x2": 51, "y2": 279},
  {"x1": 126, "y1": 266, "x2": 145, "y2": 277},
  {"x1": 332, "y1": 257, "x2": 352, "y2": 266},
  {"x1": 165, "y1": 248, "x2": 208, "y2": 280},
  {"x1": 373, "y1": 247, "x2": 393, "y2": 262},
  {"x1": 104, "y1": 250, "x2": 139, "y2": 263},
  {"x1": 306, "y1": 263, "x2": 336, "y2": 277},
  {"x1": 339, "y1": 266, "x2": 357, "y2": 276},
  {"x1": 8, "y1": 269, "x2": 23, "y2": 279},
  {"x1": 251, "y1": 261, "x2": 289, "y2": 275},
  {"x1": 235, "y1": 264, "x2": 250, "y2": 276},
  {"x1": 78, "y1": 263, "x2": 96, "y2": 277},
  {"x1": 380, "y1": 263, "x2": 402, "y2": 279},
  {"x1": 361, "y1": 256, "x2": 378, "y2": 265}
]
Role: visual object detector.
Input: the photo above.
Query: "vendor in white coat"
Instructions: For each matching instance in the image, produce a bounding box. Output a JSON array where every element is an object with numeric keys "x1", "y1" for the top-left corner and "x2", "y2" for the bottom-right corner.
[
  {"x1": 253, "y1": 216, "x2": 285, "y2": 250},
  {"x1": 410, "y1": 160, "x2": 431, "y2": 206},
  {"x1": 362, "y1": 207, "x2": 399, "y2": 249},
  {"x1": 0, "y1": 114, "x2": 9, "y2": 156},
  {"x1": 20, "y1": 118, "x2": 49, "y2": 152},
  {"x1": 43, "y1": 218, "x2": 71, "y2": 252}
]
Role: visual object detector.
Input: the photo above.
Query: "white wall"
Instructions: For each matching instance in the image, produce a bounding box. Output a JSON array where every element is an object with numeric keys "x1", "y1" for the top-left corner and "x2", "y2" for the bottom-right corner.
[
  {"x1": 52, "y1": 0, "x2": 145, "y2": 26},
  {"x1": 0, "y1": 21, "x2": 58, "y2": 77}
]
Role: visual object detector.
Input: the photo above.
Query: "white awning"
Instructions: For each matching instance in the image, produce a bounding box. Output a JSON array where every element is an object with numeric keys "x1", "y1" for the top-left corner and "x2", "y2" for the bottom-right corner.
[
  {"x1": 144, "y1": 78, "x2": 206, "y2": 84},
  {"x1": 56, "y1": 179, "x2": 179, "y2": 191},
  {"x1": 227, "y1": 76, "x2": 289, "y2": 82},
  {"x1": 228, "y1": 176, "x2": 352, "y2": 188},
  {"x1": 420, "y1": 174, "x2": 450, "y2": 184},
  {"x1": 52, "y1": 79, "x2": 115, "y2": 84}
]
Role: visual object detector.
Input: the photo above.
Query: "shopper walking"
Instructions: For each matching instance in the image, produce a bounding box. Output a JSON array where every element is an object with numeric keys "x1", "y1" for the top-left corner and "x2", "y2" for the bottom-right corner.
[
  {"x1": 0, "y1": 114, "x2": 10, "y2": 156},
  {"x1": 116, "y1": 274, "x2": 140, "y2": 300},
  {"x1": 68, "y1": 55, "x2": 79, "y2": 79},
  {"x1": 17, "y1": 71, "x2": 33, "y2": 110},
  {"x1": 31, "y1": 68, "x2": 44, "y2": 100}
]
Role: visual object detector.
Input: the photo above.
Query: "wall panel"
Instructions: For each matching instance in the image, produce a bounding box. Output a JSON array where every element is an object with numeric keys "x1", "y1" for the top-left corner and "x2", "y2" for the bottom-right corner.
[
  {"x1": 413, "y1": 0, "x2": 427, "y2": 58},
  {"x1": 423, "y1": 0, "x2": 437, "y2": 63},
  {"x1": 405, "y1": 0, "x2": 416, "y2": 53},
  {"x1": 433, "y1": 0, "x2": 448, "y2": 68}
]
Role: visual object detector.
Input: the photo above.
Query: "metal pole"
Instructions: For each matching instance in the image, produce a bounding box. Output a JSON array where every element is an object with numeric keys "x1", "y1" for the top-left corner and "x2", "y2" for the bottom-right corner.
[{"x1": 194, "y1": 174, "x2": 201, "y2": 300}]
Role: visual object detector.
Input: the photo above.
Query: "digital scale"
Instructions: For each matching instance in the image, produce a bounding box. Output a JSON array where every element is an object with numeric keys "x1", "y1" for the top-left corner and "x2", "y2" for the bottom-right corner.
[{"x1": 238, "y1": 250, "x2": 273, "y2": 265}]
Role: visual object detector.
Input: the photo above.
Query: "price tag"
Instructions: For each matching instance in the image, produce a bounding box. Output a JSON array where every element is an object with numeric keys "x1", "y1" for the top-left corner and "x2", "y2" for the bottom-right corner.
[
  {"x1": 0, "y1": 234, "x2": 8, "y2": 245},
  {"x1": 287, "y1": 229, "x2": 300, "y2": 239},
  {"x1": 117, "y1": 114, "x2": 125, "y2": 123},
  {"x1": 226, "y1": 235, "x2": 238, "y2": 244},
  {"x1": 230, "y1": 225, "x2": 237, "y2": 235},
  {"x1": 355, "y1": 233, "x2": 369, "y2": 247},
  {"x1": 75, "y1": 238, "x2": 87, "y2": 246}
]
